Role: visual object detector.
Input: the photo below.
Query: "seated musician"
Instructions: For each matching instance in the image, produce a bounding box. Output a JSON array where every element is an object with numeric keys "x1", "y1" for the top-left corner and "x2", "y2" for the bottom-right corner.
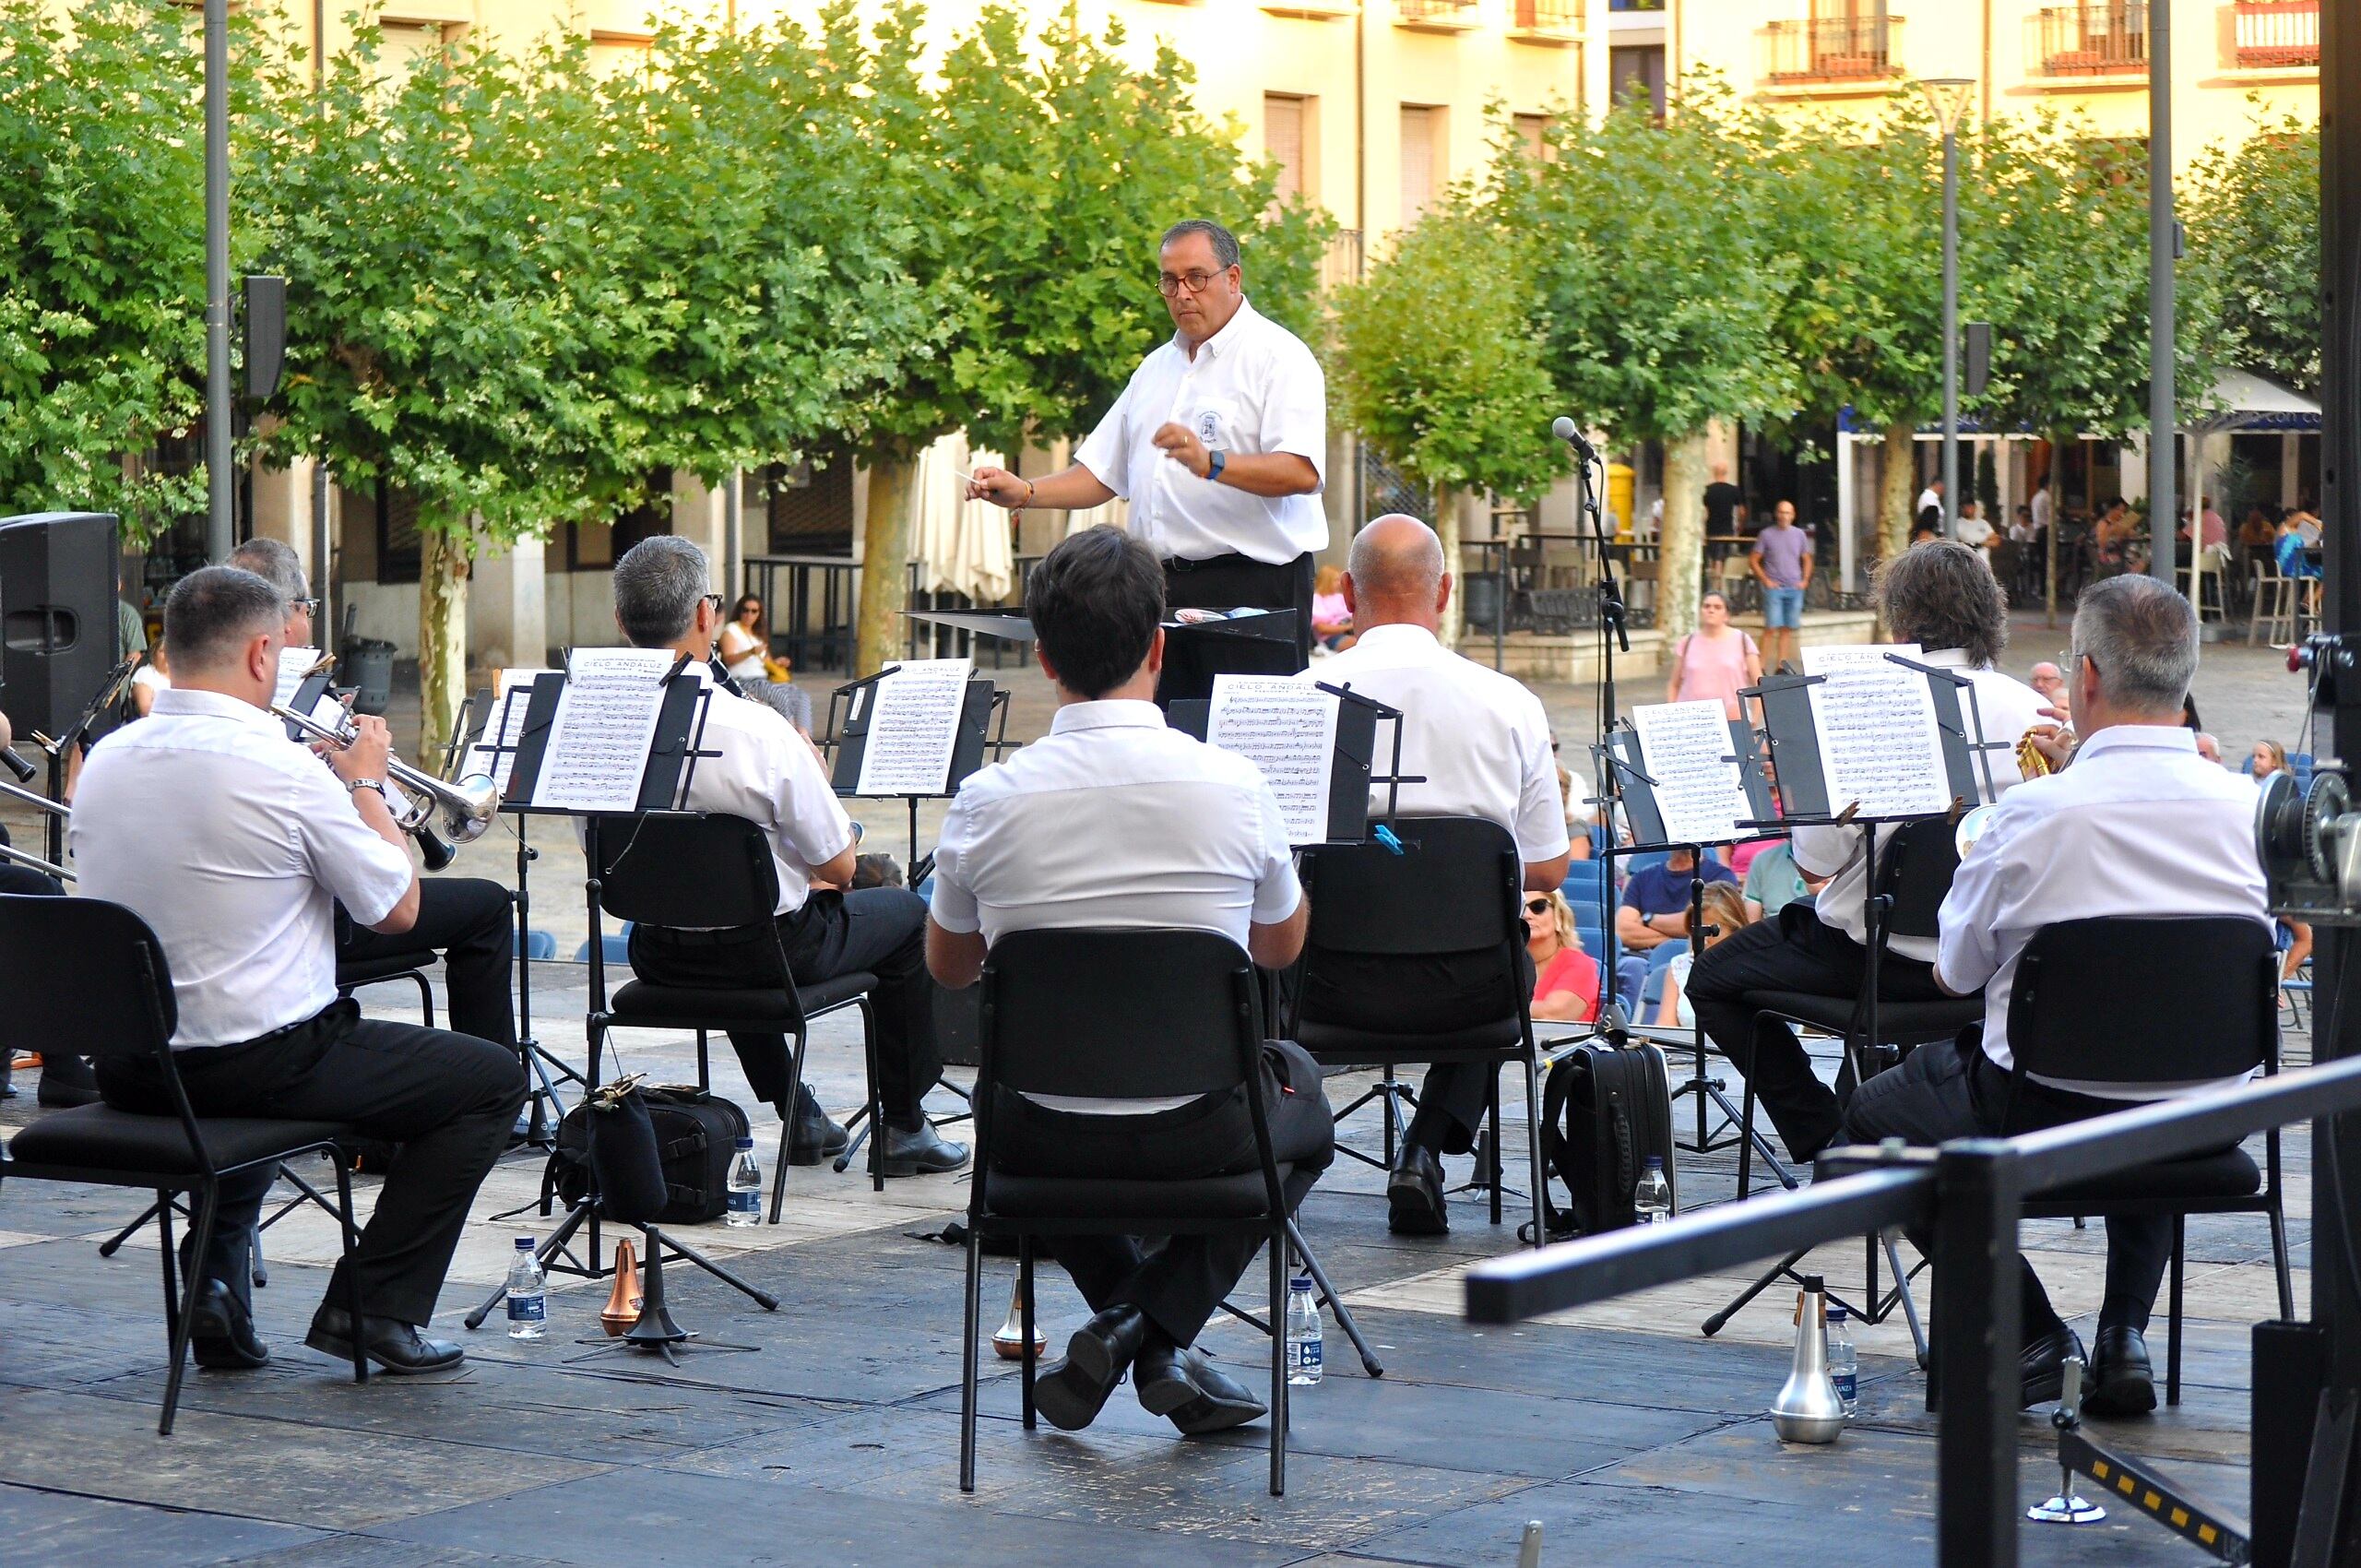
[
  {"x1": 227, "y1": 540, "x2": 518, "y2": 1069},
  {"x1": 1292, "y1": 515, "x2": 1570, "y2": 1236},
  {"x1": 926, "y1": 526, "x2": 1334, "y2": 1437},
  {"x1": 1841, "y1": 575, "x2": 2261, "y2": 1416},
  {"x1": 609, "y1": 538, "x2": 966, "y2": 1176},
  {"x1": 70, "y1": 566, "x2": 527, "y2": 1373},
  {"x1": 1686, "y1": 540, "x2": 2047, "y2": 1167}
]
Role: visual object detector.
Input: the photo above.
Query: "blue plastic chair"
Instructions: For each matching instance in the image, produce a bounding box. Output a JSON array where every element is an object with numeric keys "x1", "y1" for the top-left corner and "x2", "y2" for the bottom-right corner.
[
  {"x1": 513, "y1": 929, "x2": 557, "y2": 961},
  {"x1": 571, "y1": 921, "x2": 633, "y2": 965}
]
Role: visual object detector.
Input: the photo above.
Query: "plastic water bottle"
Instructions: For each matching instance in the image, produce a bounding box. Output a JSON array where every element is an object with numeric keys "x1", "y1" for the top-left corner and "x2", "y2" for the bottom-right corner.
[
  {"x1": 726, "y1": 1136, "x2": 762, "y2": 1229},
  {"x1": 1285, "y1": 1274, "x2": 1324, "y2": 1386},
  {"x1": 505, "y1": 1237, "x2": 546, "y2": 1339},
  {"x1": 1826, "y1": 1302, "x2": 1858, "y2": 1419},
  {"x1": 1632, "y1": 1156, "x2": 1673, "y2": 1225}
]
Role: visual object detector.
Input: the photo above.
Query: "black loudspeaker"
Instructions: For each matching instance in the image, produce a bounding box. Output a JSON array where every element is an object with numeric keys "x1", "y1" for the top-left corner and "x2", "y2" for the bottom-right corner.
[
  {"x1": 2253, "y1": 1319, "x2": 2330, "y2": 1567},
  {"x1": 0, "y1": 513, "x2": 119, "y2": 741}
]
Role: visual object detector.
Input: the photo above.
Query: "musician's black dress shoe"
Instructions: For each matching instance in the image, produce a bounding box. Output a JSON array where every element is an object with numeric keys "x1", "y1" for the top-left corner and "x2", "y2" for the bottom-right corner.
[
  {"x1": 189, "y1": 1279, "x2": 269, "y2": 1371},
  {"x1": 2018, "y1": 1323, "x2": 2087, "y2": 1408},
  {"x1": 1135, "y1": 1339, "x2": 1267, "y2": 1435},
  {"x1": 304, "y1": 1307, "x2": 465, "y2": 1374},
  {"x1": 878, "y1": 1121, "x2": 969, "y2": 1176},
  {"x1": 1387, "y1": 1146, "x2": 1450, "y2": 1236},
  {"x1": 36, "y1": 1052, "x2": 98, "y2": 1109},
  {"x1": 787, "y1": 1088, "x2": 849, "y2": 1166},
  {"x1": 2082, "y1": 1324, "x2": 2156, "y2": 1417},
  {"x1": 1032, "y1": 1305, "x2": 1147, "y2": 1431}
]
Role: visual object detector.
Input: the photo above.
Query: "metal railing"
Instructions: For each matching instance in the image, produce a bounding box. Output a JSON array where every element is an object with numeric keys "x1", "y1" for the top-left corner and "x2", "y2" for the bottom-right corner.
[
  {"x1": 1513, "y1": 0, "x2": 1583, "y2": 30},
  {"x1": 1762, "y1": 14, "x2": 1904, "y2": 83},
  {"x1": 1467, "y1": 1052, "x2": 2361, "y2": 1565},
  {"x1": 1322, "y1": 229, "x2": 1364, "y2": 291},
  {"x1": 2233, "y1": 0, "x2": 2319, "y2": 67},
  {"x1": 1397, "y1": 0, "x2": 1479, "y2": 23},
  {"x1": 2029, "y1": 2, "x2": 2149, "y2": 76}
]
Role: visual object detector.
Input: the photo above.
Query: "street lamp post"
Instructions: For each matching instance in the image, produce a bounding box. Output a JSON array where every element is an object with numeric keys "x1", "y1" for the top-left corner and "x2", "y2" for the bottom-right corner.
[{"x1": 1920, "y1": 77, "x2": 1975, "y2": 538}]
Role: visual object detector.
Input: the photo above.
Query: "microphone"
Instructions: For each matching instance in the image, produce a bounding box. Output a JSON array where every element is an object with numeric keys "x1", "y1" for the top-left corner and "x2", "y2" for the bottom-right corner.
[{"x1": 1550, "y1": 416, "x2": 1597, "y2": 462}]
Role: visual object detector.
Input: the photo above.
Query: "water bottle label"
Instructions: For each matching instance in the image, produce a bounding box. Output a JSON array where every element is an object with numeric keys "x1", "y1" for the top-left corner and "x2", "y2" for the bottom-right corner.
[
  {"x1": 1288, "y1": 1338, "x2": 1323, "y2": 1374},
  {"x1": 1833, "y1": 1372, "x2": 1857, "y2": 1404},
  {"x1": 507, "y1": 1291, "x2": 545, "y2": 1323},
  {"x1": 729, "y1": 1190, "x2": 761, "y2": 1217}
]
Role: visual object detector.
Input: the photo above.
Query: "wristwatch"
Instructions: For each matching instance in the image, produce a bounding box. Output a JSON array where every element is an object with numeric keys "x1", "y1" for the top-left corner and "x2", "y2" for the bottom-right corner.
[
  {"x1": 346, "y1": 777, "x2": 388, "y2": 802},
  {"x1": 1206, "y1": 448, "x2": 1227, "y2": 484}
]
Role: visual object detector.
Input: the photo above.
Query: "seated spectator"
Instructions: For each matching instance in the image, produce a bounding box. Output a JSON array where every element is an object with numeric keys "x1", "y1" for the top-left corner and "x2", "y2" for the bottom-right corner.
[
  {"x1": 1956, "y1": 501, "x2": 1995, "y2": 550},
  {"x1": 1655, "y1": 883, "x2": 1754, "y2": 1028},
  {"x1": 1311, "y1": 564, "x2": 1354, "y2": 653},
  {"x1": 1741, "y1": 837, "x2": 1819, "y2": 921},
  {"x1": 1912, "y1": 513, "x2": 1942, "y2": 545},
  {"x1": 130, "y1": 638, "x2": 171, "y2": 719},
  {"x1": 1523, "y1": 889, "x2": 1600, "y2": 1025},
  {"x1": 718, "y1": 594, "x2": 813, "y2": 734},
  {"x1": 1617, "y1": 845, "x2": 1736, "y2": 952}
]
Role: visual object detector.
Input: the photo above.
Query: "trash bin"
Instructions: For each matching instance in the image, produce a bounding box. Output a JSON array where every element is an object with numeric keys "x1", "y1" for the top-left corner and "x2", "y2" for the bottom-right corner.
[{"x1": 340, "y1": 637, "x2": 396, "y2": 715}]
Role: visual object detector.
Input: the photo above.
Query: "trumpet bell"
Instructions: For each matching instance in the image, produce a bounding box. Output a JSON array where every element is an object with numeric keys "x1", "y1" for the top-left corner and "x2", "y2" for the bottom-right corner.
[
  {"x1": 1954, "y1": 803, "x2": 1999, "y2": 860},
  {"x1": 440, "y1": 771, "x2": 502, "y2": 843}
]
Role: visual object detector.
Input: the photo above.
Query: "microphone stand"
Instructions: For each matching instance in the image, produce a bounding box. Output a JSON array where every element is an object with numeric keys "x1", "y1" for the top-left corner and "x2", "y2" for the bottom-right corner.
[{"x1": 1565, "y1": 428, "x2": 1629, "y2": 1006}]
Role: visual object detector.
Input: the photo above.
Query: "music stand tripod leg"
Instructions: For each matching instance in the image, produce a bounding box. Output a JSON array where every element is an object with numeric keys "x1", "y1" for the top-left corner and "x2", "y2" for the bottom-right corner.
[
  {"x1": 1287, "y1": 1219, "x2": 1383, "y2": 1378},
  {"x1": 1701, "y1": 1246, "x2": 1809, "y2": 1337}
]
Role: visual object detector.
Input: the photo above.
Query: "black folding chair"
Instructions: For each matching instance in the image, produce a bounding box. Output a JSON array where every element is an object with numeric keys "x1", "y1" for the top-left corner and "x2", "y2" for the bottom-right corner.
[
  {"x1": 586, "y1": 812, "x2": 883, "y2": 1209},
  {"x1": 2011, "y1": 916, "x2": 2294, "y2": 1407},
  {"x1": 960, "y1": 929, "x2": 1332, "y2": 1499},
  {"x1": 0, "y1": 896, "x2": 369, "y2": 1433},
  {"x1": 1289, "y1": 817, "x2": 1545, "y2": 1245}
]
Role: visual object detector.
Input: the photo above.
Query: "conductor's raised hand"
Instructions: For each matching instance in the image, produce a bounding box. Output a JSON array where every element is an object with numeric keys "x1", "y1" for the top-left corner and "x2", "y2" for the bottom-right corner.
[
  {"x1": 1151, "y1": 422, "x2": 1213, "y2": 480},
  {"x1": 329, "y1": 715, "x2": 395, "y2": 787},
  {"x1": 967, "y1": 466, "x2": 1033, "y2": 509}
]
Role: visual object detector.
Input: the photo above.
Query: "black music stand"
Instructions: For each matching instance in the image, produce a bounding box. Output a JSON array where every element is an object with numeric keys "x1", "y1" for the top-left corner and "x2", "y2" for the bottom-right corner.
[
  {"x1": 823, "y1": 669, "x2": 1010, "y2": 867},
  {"x1": 1164, "y1": 681, "x2": 1401, "y2": 849},
  {"x1": 1156, "y1": 610, "x2": 1304, "y2": 707},
  {"x1": 33, "y1": 650, "x2": 140, "y2": 866}
]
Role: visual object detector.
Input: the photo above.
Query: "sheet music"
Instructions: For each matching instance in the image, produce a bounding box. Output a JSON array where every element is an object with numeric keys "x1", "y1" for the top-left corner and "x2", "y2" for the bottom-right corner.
[
  {"x1": 1207, "y1": 674, "x2": 1339, "y2": 846},
  {"x1": 1800, "y1": 643, "x2": 1952, "y2": 818},
  {"x1": 465, "y1": 666, "x2": 553, "y2": 794},
  {"x1": 273, "y1": 647, "x2": 322, "y2": 709},
  {"x1": 854, "y1": 658, "x2": 971, "y2": 796},
  {"x1": 532, "y1": 647, "x2": 675, "y2": 812},
  {"x1": 1629, "y1": 700, "x2": 1754, "y2": 846}
]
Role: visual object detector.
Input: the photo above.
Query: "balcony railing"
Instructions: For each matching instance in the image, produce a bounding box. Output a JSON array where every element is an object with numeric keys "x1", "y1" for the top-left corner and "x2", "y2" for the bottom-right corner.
[
  {"x1": 2030, "y1": 3, "x2": 2148, "y2": 77},
  {"x1": 2233, "y1": 0, "x2": 2319, "y2": 67},
  {"x1": 1322, "y1": 230, "x2": 1364, "y2": 291},
  {"x1": 1761, "y1": 14, "x2": 1904, "y2": 84},
  {"x1": 1397, "y1": 0, "x2": 1479, "y2": 22},
  {"x1": 1513, "y1": 0, "x2": 1583, "y2": 31}
]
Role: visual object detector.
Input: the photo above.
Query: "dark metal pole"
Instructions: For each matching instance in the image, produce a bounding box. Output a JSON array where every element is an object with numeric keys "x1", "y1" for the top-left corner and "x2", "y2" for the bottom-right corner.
[
  {"x1": 1940, "y1": 129, "x2": 1960, "y2": 535},
  {"x1": 1931, "y1": 1141, "x2": 2021, "y2": 1568},
  {"x1": 203, "y1": 0, "x2": 233, "y2": 561},
  {"x1": 2145, "y1": 0, "x2": 2176, "y2": 588}
]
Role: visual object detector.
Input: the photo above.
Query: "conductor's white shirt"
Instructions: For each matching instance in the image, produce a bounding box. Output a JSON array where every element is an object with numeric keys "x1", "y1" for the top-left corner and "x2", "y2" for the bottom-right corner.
[
  {"x1": 1936, "y1": 724, "x2": 2267, "y2": 1097},
  {"x1": 1300, "y1": 624, "x2": 1571, "y2": 865},
  {"x1": 70, "y1": 687, "x2": 415, "y2": 1048},
  {"x1": 1790, "y1": 649, "x2": 2048, "y2": 963},
  {"x1": 1074, "y1": 296, "x2": 1328, "y2": 565},
  {"x1": 668, "y1": 664, "x2": 853, "y2": 920},
  {"x1": 929, "y1": 699, "x2": 1301, "y2": 1111}
]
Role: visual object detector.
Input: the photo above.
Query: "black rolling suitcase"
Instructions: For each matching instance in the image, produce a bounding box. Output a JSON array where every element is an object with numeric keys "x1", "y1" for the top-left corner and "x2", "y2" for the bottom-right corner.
[{"x1": 1534, "y1": 1036, "x2": 1677, "y2": 1240}]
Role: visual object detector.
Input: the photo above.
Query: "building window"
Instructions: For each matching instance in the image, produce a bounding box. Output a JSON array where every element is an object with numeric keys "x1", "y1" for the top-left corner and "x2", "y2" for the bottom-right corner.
[
  {"x1": 1609, "y1": 43, "x2": 1667, "y2": 116},
  {"x1": 375, "y1": 484, "x2": 421, "y2": 586},
  {"x1": 1399, "y1": 104, "x2": 1445, "y2": 226},
  {"x1": 1513, "y1": 112, "x2": 1553, "y2": 159},
  {"x1": 756, "y1": 461, "x2": 855, "y2": 556},
  {"x1": 552, "y1": 471, "x2": 673, "y2": 573},
  {"x1": 1264, "y1": 94, "x2": 1312, "y2": 204}
]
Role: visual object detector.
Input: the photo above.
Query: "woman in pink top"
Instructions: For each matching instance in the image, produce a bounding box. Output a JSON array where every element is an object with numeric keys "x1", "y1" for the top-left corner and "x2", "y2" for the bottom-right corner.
[{"x1": 1664, "y1": 590, "x2": 1762, "y2": 719}]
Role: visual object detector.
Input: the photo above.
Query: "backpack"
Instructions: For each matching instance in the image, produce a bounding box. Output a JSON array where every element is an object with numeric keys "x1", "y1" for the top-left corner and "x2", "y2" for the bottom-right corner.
[
  {"x1": 545, "y1": 1085, "x2": 750, "y2": 1225},
  {"x1": 1529, "y1": 1036, "x2": 1677, "y2": 1241}
]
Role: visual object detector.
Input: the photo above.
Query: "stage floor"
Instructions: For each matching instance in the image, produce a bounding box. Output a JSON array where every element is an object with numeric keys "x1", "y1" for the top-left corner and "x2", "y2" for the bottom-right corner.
[{"x1": 0, "y1": 966, "x2": 2302, "y2": 1567}]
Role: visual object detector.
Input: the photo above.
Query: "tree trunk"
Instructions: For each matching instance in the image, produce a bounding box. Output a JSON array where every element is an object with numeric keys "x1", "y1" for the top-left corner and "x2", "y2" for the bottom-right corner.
[
  {"x1": 1878, "y1": 422, "x2": 1916, "y2": 569},
  {"x1": 857, "y1": 456, "x2": 914, "y2": 679},
  {"x1": 416, "y1": 523, "x2": 470, "y2": 770},
  {"x1": 1657, "y1": 433, "x2": 1709, "y2": 642},
  {"x1": 1433, "y1": 483, "x2": 1463, "y2": 652}
]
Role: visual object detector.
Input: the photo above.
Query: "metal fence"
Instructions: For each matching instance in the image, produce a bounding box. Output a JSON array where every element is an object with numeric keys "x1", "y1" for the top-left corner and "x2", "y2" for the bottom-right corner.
[
  {"x1": 2234, "y1": 0, "x2": 2320, "y2": 68},
  {"x1": 2029, "y1": 2, "x2": 2149, "y2": 76},
  {"x1": 1513, "y1": 0, "x2": 1583, "y2": 30},
  {"x1": 1761, "y1": 14, "x2": 1904, "y2": 83}
]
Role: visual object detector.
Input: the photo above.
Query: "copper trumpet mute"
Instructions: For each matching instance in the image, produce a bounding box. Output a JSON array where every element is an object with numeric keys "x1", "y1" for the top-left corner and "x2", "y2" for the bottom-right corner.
[
  {"x1": 991, "y1": 1276, "x2": 1047, "y2": 1360},
  {"x1": 600, "y1": 1239, "x2": 643, "y2": 1336}
]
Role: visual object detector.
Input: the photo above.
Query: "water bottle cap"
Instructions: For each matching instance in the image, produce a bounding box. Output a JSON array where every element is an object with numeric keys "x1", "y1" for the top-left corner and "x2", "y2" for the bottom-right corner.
[
  {"x1": 515, "y1": 1237, "x2": 535, "y2": 1250},
  {"x1": 1290, "y1": 1274, "x2": 1313, "y2": 1290},
  {"x1": 1827, "y1": 1304, "x2": 1848, "y2": 1322},
  {"x1": 1643, "y1": 1156, "x2": 1663, "y2": 1171},
  {"x1": 735, "y1": 1136, "x2": 754, "y2": 1149}
]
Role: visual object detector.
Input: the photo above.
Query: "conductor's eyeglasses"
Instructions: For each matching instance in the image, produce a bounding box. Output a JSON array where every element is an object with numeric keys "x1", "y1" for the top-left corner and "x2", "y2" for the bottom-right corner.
[{"x1": 1157, "y1": 269, "x2": 1223, "y2": 298}]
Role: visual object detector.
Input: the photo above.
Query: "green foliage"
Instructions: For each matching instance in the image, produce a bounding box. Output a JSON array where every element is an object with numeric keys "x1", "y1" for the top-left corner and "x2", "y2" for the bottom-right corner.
[
  {"x1": 2187, "y1": 113, "x2": 2319, "y2": 396},
  {"x1": 1331, "y1": 197, "x2": 1565, "y2": 503}
]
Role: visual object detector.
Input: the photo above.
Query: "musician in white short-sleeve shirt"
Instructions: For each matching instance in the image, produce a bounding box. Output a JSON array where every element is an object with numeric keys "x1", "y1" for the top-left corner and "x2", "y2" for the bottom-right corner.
[
  {"x1": 927, "y1": 526, "x2": 1334, "y2": 1442},
  {"x1": 70, "y1": 565, "x2": 525, "y2": 1377},
  {"x1": 967, "y1": 219, "x2": 1328, "y2": 663},
  {"x1": 1288, "y1": 514, "x2": 1572, "y2": 1236}
]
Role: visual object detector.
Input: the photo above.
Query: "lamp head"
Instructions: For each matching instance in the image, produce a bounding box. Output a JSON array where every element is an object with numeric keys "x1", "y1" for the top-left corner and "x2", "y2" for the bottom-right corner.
[{"x1": 1918, "y1": 77, "x2": 1975, "y2": 137}]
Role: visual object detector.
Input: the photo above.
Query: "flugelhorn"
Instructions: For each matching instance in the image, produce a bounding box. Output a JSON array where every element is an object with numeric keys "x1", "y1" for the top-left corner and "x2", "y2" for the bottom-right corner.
[
  {"x1": 272, "y1": 702, "x2": 500, "y2": 852},
  {"x1": 2015, "y1": 726, "x2": 2056, "y2": 779}
]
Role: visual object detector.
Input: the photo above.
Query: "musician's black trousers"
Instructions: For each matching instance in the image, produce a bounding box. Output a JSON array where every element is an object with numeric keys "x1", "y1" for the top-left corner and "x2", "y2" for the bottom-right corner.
[
  {"x1": 991, "y1": 1039, "x2": 1334, "y2": 1347},
  {"x1": 338, "y1": 876, "x2": 517, "y2": 1051},
  {"x1": 1686, "y1": 900, "x2": 1949, "y2": 1163},
  {"x1": 1162, "y1": 552, "x2": 1316, "y2": 666},
  {"x1": 630, "y1": 886, "x2": 942, "y2": 1127},
  {"x1": 1841, "y1": 1032, "x2": 2176, "y2": 1336},
  {"x1": 98, "y1": 1001, "x2": 526, "y2": 1327}
]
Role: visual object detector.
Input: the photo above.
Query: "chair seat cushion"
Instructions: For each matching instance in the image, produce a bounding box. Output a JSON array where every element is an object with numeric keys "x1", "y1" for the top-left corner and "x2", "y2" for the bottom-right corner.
[
  {"x1": 336, "y1": 952, "x2": 436, "y2": 987},
  {"x1": 611, "y1": 972, "x2": 876, "y2": 1025},
  {"x1": 1295, "y1": 1015, "x2": 1523, "y2": 1063},
  {"x1": 11, "y1": 1107, "x2": 352, "y2": 1178},
  {"x1": 985, "y1": 1166, "x2": 1296, "y2": 1219},
  {"x1": 2033, "y1": 1146, "x2": 2260, "y2": 1207},
  {"x1": 1752, "y1": 991, "x2": 1980, "y2": 1041}
]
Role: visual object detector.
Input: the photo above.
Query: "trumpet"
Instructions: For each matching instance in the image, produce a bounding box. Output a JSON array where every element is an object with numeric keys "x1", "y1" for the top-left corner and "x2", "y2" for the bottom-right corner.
[
  {"x1": 272, "y1": 703, "x2": 501, "y2": 864},
  {"x1": 0, "y1": 777, "x2": 73, "y2": 882},
  {"x1": 2016, "y1": 727, "x2": 2056, "y2": 779}
]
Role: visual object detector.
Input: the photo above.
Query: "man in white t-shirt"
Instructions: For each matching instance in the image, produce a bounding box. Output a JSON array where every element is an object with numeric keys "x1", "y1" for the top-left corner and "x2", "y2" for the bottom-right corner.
[
  {"x1": 1916, "y1": 478, "x2": 1945, "y2": 521},
  {"x1": 929, "y1": 527, "x2": 1332, "y2": 1438}
]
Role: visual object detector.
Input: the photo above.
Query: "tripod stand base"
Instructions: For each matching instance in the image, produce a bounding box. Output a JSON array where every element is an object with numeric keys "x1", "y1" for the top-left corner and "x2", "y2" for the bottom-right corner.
[
  {"x1": 461, "y1": 1203, "x2": 780, "y2": 1329},
  {"x1": 2027, "y1": 1489, "x2": 2106, "y2": 1525}
]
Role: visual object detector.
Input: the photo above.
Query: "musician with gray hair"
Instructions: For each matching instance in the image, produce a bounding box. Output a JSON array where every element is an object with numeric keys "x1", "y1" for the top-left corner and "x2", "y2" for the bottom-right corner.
[{"x1": 70, "y1": 565, "x2": 526, "y2": 1377}]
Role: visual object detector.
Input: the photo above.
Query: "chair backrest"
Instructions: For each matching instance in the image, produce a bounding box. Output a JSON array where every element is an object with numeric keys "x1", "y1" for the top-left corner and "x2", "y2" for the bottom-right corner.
[
  {"x1": 587, "y1": 813, "x2": 779, "y2": 930},
  {"x1": 0, "y1": 895, "x2": 176, "y2": 1070},
  {"x1": 2006, "y1": 917, "x2": 2278, "y2": 1085},
  {"x1": 1299, "y1": 817, "x2": 1522, "y2": 958},
  {"x1": 978, "y1": 928, "x2": 1260, "y2": 1104},
  {"x1": 1878, "y1": 817, "x2": 1964, "y2": 943}
]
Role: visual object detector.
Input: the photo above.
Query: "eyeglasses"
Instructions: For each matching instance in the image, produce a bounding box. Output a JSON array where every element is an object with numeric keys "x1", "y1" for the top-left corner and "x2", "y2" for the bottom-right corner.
[
  {"x1": 291, "y1": 598, "x2": 321, "y2": 618},
  {"x1": 1524, "y1": 897, "x2": 1552, "y2": 915},
  {"x1": 703, "y1": 593, "x2": 726, "y2": 618},
  {"x1": 1157, "y1": 268, "x2": 1226, "y2": 299}
]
